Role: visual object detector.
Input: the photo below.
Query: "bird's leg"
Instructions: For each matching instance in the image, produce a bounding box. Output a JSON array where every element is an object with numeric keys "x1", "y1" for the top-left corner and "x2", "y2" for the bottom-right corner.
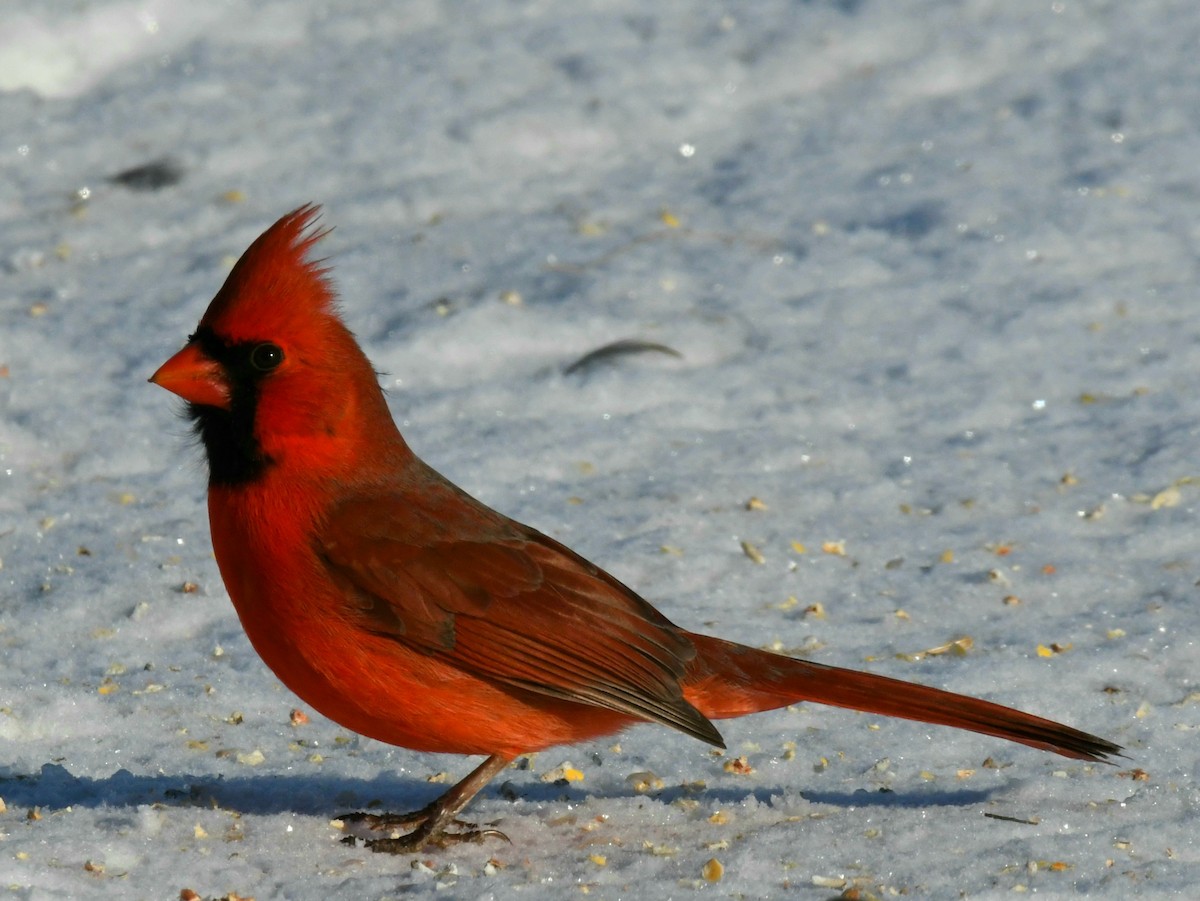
[{"x1": 338, "y1": 754, "x2": 513, "y2": 852}]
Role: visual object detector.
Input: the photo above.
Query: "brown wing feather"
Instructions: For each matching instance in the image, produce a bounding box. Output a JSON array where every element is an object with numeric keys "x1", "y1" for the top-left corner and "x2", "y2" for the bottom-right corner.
[{"x1": 317, "y1": 480, "x2": 723, "y2": 747}]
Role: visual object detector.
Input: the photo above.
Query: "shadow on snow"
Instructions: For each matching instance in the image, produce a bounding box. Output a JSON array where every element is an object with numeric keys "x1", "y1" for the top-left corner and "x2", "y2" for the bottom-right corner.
[{"x1": 0, "y1": 762, "x2": 996, "y2": 817}]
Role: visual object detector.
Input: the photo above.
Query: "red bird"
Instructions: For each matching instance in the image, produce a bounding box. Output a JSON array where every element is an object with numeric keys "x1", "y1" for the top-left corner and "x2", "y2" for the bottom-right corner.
[{"x1": 151, "y1": 206, "x2": 1119, "y2": 852}]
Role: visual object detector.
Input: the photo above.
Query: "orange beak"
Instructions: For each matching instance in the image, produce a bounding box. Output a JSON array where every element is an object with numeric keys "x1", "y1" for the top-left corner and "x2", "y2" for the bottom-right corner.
[{"x1": 150, "y1": 342, "x2": 232, "y2": 409}]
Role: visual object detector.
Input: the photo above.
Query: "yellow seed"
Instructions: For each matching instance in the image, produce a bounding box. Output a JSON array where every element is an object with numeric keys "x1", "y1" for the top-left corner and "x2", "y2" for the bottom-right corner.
[
  {"x1": 723, "y1": 756, "x2": 754, "y2": 775},
  {"x1": 1151, "y1": 486, "x2": 1181, "y2": 509},
  {"x1": 741, "y1": 540, "x2": 765, "y2": 564},
  {"x1": 540, "y1": 762, "x2": 585, "y2": 783},
  {"x1": 702, "y1": 858, "x2": 724, "y2": 882},
  {"x1": 626, "y1": 771, "x2": 664, "y2": 793}
]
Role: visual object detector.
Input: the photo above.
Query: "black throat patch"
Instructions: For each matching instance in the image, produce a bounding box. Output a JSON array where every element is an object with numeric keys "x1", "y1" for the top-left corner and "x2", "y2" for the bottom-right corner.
[{"x1": 186, "y1": 326, "x2": 275, "y2": 487}]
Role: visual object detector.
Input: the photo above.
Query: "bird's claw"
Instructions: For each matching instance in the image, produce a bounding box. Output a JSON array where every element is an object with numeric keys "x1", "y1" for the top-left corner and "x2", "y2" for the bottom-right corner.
[
  {"x1": 336, "y1": 810, "x2": 431, "y2": 835},
  {"x1": 336, "y1": 810, "x2": 509, "y2": 853},
  {"x1": 365, "y1": 825, "x2": 509, "y2": 853}
]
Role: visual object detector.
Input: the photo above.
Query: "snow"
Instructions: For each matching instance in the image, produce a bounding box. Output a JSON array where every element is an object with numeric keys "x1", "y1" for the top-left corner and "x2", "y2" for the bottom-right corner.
[{"x1": 0, "y1": 0, "x2": 1194, "y2": 897}]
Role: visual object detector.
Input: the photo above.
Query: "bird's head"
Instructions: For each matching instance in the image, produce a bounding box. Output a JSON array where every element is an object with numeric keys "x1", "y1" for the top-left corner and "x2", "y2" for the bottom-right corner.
[{"x1": 152, "y1": 205, "x2": 401, "y2": 486}]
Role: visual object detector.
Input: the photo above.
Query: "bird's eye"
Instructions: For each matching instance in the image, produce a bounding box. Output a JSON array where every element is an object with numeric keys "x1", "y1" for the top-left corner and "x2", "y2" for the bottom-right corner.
[{"x1": 249, "y1": 342, "x2": 284, "y2": 372}]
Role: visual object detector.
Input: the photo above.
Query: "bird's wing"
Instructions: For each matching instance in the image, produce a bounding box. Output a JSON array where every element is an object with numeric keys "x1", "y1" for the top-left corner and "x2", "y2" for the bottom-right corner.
[{"x1": 316, "y1": 482, "x2": 723, "y2": 746}]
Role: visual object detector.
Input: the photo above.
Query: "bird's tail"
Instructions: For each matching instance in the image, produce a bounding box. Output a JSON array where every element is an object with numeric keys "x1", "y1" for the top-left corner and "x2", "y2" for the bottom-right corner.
[{"x1": 681, "y1": 632, "x2": 1120, "y2": 762}]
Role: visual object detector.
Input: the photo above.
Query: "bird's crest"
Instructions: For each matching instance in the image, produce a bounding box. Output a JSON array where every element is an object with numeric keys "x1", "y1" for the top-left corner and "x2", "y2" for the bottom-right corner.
[{"x1": 198, "y1": 204, "x2": 338, "y2": 342}]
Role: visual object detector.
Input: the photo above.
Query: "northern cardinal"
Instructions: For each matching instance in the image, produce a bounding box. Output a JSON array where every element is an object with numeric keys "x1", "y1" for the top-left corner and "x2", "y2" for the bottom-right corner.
[{"x1": 151, "y1": 205, "x2": 1119, "y2": 852}]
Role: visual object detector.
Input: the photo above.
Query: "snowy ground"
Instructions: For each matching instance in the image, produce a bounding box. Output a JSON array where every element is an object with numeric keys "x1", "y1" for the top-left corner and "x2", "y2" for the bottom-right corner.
[{"x1": 1, "y1": 0, "x2": 1197, "y2": 897}]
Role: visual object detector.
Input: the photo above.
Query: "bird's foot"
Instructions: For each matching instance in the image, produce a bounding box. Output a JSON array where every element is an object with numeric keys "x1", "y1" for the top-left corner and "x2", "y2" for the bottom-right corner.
[
  {"x1": 336, "y1": 755, "x2": 515, "y2": 852},
  {"x1": 337, "y1": 808, "x2": 509, "y2": 853}
]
